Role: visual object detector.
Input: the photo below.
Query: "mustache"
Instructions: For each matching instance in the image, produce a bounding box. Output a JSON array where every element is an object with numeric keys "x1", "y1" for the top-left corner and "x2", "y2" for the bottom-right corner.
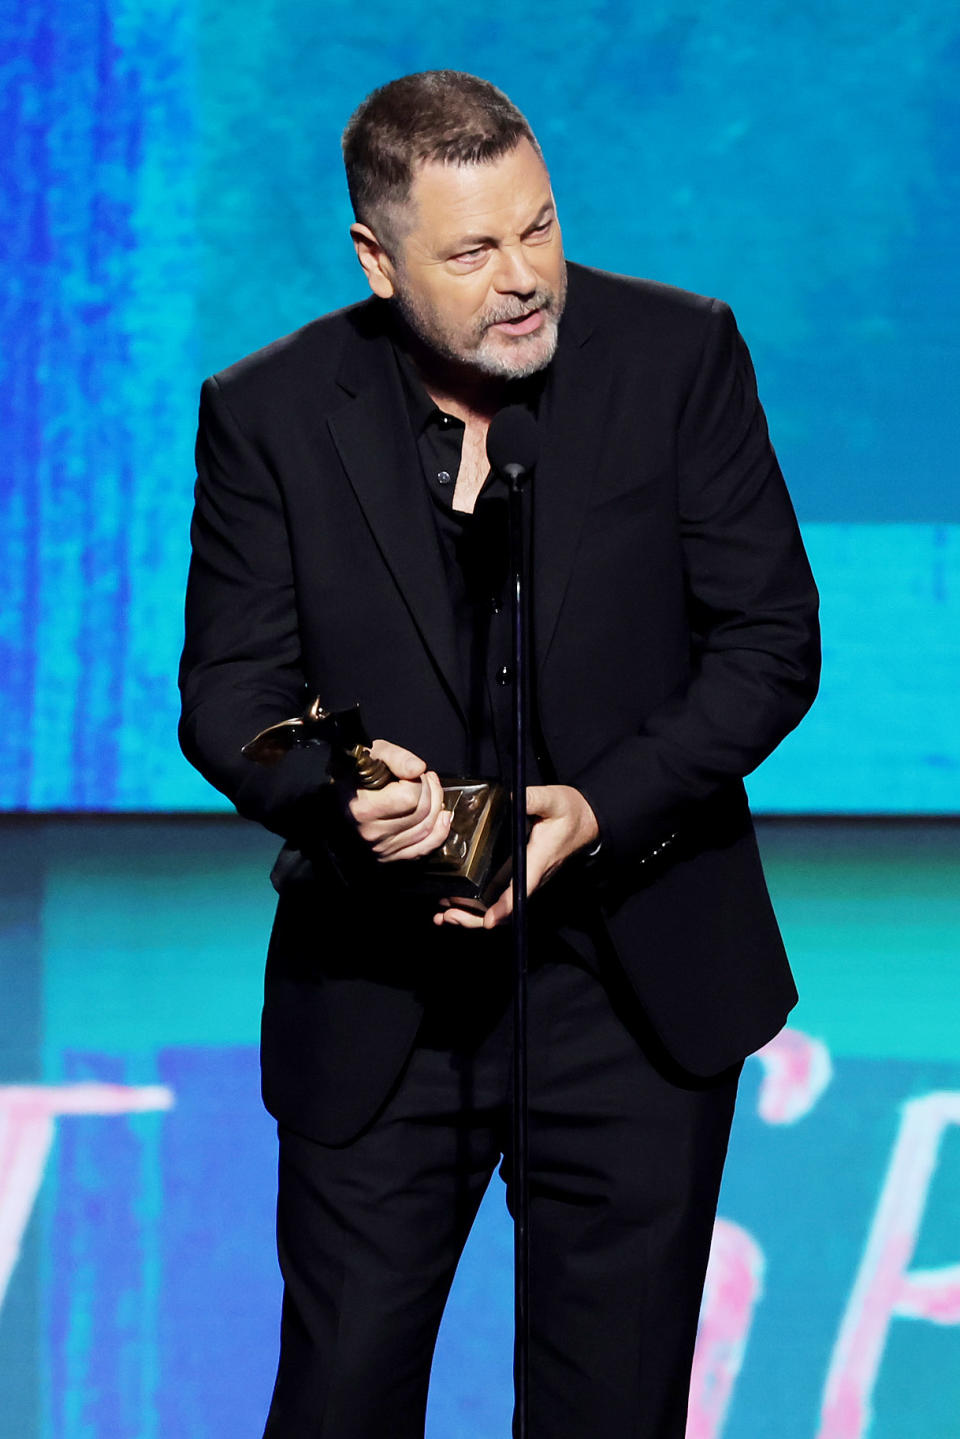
[{"x1": 479, "y1": 289, "x2": 558, "y2": 330}]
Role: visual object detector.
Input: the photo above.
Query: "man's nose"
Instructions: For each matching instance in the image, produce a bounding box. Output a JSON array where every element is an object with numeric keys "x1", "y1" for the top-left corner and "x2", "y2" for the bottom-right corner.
[{"x1": 492, "y1": 243, "x2": 538, "y2": 296}]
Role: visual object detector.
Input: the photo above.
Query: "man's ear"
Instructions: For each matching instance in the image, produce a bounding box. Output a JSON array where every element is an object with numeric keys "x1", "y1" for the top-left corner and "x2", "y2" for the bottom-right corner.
[{"x1": 350, "y1": 223, "x2": 396, "y2": 300}]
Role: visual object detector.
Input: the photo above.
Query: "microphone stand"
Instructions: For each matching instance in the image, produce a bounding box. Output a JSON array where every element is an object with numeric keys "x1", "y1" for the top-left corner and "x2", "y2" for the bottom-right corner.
[
  {"x1": 506, "y1": 461, "x2": 530, "y2": 1439},
  {"x1": 488, "y1": 404, "x2": 538, "y2": 1437}
]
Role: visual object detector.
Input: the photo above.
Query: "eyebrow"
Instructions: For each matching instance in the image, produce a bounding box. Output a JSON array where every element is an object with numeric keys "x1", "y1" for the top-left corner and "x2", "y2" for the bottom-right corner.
[{"x1": 448, "y1": 202, "x2": 555, "y2": 253}]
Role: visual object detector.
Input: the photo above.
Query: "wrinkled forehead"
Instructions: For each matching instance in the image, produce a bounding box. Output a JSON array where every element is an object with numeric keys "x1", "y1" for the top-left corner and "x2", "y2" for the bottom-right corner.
[{"x1": 404, "y1": 139, "x2": 554, "y2": 248}]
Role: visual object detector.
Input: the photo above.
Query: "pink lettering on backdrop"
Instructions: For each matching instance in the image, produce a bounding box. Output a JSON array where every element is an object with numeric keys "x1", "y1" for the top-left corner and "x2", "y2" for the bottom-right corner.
[
  {"x1": 755, "y1": 1027, "x2": 833, "y2": 1125},
  {"x1": 685, "y1": 1027, "x2": 833, "y2": 1438},
  {"x1": 816, "y1": 1091, "x2": 960, "y2": 1439},
  {"x1": 687, "y1": 1220, "x2": 765, "y2": 1439},
  {"x1": 0, "y1": 1083, "x2": 174, "y2": 1310}
]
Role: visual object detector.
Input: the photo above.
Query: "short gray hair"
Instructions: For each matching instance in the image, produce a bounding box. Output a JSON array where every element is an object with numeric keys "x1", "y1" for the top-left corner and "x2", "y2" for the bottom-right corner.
[{"x1": 342, "y1": 71, "x2": 540, "y2": 250}]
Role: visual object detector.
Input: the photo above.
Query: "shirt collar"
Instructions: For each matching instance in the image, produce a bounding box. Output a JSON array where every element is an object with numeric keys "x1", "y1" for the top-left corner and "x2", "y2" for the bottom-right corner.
[
  {"x1": 391, "y1": 328, "x2": 548, "y2": 438},
  {"x1": 392, "y1": 338, "x2": 451, "y2": 436}
]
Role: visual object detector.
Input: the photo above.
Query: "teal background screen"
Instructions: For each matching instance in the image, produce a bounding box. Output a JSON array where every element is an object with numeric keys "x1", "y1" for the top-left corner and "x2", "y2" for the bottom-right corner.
[{"x1": 2, "y1": 817, "x2": 959, "y2": 1437}]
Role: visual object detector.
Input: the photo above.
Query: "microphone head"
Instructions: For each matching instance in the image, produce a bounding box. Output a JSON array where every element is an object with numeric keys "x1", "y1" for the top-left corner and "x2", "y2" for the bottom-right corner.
[{"x1": 486, "y1": 405, "x2": 540, "y2": 478}]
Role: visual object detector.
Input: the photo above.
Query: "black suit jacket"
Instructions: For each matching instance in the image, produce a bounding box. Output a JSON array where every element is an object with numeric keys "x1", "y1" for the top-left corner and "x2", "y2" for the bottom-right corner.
[{"x1": 179, "y1": 262, "x2": 820, "y2": 1144}]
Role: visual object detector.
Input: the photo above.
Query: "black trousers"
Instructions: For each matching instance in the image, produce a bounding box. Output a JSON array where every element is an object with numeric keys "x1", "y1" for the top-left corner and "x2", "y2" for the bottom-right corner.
[{"x1": 263, "y1": 938, "x2": 740, "y2": 1439}]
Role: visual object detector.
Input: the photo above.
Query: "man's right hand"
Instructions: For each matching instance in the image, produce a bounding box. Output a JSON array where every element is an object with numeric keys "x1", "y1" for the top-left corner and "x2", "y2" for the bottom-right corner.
[{"x1": 341, "y1": 739, "x2": 452, "y2": 862}]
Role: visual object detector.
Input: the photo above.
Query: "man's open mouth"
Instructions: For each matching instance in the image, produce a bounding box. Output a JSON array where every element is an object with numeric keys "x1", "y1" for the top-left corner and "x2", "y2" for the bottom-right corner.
[{"x1": 491, "y1": 309, "x2": 543, "y2": 335}]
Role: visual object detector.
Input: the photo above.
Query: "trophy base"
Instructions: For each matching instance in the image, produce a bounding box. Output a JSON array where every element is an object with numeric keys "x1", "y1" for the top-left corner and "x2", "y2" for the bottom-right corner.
[{"x1": 386, "y1": 778, "x2": 512, "y2": 914}]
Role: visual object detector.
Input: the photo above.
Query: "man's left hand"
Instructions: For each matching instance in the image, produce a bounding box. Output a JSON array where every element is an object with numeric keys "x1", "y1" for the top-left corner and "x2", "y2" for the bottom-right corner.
[{"x1": 432, "y1": 784, "x2": 599, "y2": 930}]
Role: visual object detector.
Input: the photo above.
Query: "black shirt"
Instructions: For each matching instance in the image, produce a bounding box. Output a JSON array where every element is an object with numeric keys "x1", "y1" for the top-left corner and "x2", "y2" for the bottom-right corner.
[
  {"x1": 391, "y1": 341, "x2": 602, "y2": 967},
  {"x1": 393, "y1": 342, "x2": 547, "y2": 787}
]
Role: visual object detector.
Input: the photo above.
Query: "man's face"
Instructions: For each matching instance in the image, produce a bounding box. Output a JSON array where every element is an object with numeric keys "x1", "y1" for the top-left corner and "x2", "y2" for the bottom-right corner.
[{"x1": 368, "y1": 139, "x2": 566, "y2": 380}]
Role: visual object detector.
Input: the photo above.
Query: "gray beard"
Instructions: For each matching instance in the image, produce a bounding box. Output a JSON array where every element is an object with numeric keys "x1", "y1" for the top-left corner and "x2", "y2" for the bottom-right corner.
[{"x1": 391, "y1": 263, "x2": 567, "y2": 381}]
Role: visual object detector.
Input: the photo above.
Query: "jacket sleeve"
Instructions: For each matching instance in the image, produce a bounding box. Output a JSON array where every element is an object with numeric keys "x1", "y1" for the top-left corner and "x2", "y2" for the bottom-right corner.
[
  {"x1": 178, "y1": 374, "x2": 335, "y2": 841},
  {"x1": 572, "y1": 299, "x2": 821, "y2": 868}
]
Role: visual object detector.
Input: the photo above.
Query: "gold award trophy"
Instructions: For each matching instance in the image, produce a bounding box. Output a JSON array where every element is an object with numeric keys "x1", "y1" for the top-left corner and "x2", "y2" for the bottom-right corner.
[{"x1": 242, "y1": 698, "x2": 510, "y2": 913}]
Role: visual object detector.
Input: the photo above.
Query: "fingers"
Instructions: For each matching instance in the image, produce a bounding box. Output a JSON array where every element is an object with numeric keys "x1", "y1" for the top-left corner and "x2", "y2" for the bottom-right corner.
[
  {"x1": 481, "y1": 887, "x2": 512, "y2": 928},
  {"x1": 372, "y1": 769, "x2": 440, "y2": 852},
  {"x1": 482, "y1": 810, "x2": 560, "y2": 928},
  {"x1": 433, "y1": 785, "x2": 601, "y2": 929},
  {"x1": 432, "y1": 903, "x2": 485, "y2": 929},
  {"x1": 351, "y1": 770, "x2": 450, "y2": 859},
  {"x1": 348, "y1": 778, "x2": 420, "y2": 825},
  {"x1": 346, "y1": 740, "x2": 451, "y2": 859},
  {"x1": 348, "y1": 779, "x2": 422, "y2": 846},
  {"x1": 378, "y1": 772, "x2": 453, "y2": 861},
  {"x1": 349, "y1": 767, "x2": 433, "y2": 833},
  {"x1": 482, "y1": 851, "x2": 551, "y2": 929}
]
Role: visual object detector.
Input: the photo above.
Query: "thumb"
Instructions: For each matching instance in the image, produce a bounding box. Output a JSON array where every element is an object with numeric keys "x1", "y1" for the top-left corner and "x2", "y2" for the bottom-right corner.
[
  {"x1": 369, "y1": 738, "x2": 427, "y2": 781},
  {"x1": 524, "y1": 784, "x2": 554, "y2": 819}
]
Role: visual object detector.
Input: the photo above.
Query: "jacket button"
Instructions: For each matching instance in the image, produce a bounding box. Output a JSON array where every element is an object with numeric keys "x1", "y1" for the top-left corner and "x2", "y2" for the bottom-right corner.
[{"x1": 496, "y1": 664, "x2": 513, "y2": 686}]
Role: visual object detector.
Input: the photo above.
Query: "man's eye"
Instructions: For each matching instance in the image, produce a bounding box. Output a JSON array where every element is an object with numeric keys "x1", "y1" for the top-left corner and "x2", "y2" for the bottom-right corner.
[{"x1": 453, "y1": 248, "x2": 485, "y2": 262}]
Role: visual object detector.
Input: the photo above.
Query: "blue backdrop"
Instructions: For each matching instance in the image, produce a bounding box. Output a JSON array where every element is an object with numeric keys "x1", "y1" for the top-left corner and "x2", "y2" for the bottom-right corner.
[{"x1": 2, "y1": 1, "x2": 959, "y2": 811}]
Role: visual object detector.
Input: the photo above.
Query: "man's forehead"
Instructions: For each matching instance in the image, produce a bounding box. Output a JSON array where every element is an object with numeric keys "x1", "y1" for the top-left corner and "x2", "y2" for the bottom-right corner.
[{"x1": 407, "y1": 140, "x2": 553, "y2": 241}]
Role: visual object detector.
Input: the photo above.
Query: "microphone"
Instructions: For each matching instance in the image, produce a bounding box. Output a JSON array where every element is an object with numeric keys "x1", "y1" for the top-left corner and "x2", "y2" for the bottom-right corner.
[{"x1": 486, "y1": 405, "x2": 540, "y2": 483}]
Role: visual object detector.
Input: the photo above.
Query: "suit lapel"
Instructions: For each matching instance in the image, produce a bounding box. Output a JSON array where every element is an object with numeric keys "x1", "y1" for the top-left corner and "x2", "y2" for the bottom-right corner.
[
  {"x1": 327, "y1": 313, "x2": 466, "y2": 721},
  {"x1": 533, "y1": 282, "x2": 602, "y2": 676},
  {"x1": 325, "y1": 273, "x2": 603, "y2": 715}
]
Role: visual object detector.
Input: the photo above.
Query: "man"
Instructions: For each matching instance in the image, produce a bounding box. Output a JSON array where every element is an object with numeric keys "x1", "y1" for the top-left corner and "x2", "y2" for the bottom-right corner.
[{"x1": 179, "y1": 71, "x2": 819, "y2": 1439}]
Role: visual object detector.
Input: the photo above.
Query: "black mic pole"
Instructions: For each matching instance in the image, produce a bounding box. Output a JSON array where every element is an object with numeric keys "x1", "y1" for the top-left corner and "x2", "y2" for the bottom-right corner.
[
  {"x1": 487, "y1": 406, "x2": 539, "y2": 1439},
  {"x1": 508, "y1": 459, "x2": 530, "y2": 1439}
]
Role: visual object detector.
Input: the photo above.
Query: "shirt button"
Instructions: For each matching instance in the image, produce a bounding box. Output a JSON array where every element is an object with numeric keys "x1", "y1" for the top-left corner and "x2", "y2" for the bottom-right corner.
[
  {"x1": 496, "y1": 664, "x2": 513, "y2": 686},
  {"x1": 440, "y1": 414, "x2": 452, "y2": 426},
  {"x1": 437, "y1": 470, "x2": 452, "y2": 486}
]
